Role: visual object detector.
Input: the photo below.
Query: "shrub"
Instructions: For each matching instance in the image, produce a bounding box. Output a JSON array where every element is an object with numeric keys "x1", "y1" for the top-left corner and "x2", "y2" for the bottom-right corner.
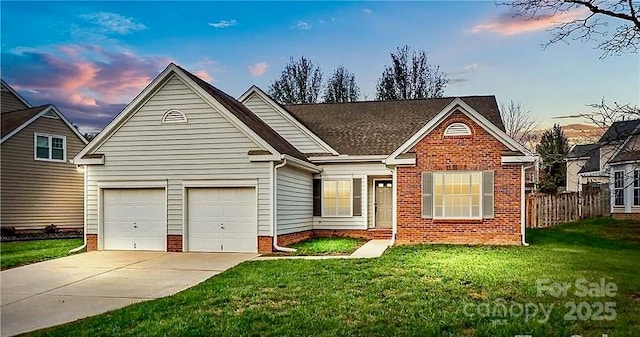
[
  {"x1": 1, "y1": 226, "x2": 16, "y2": 237},
  {"x1": 44, "y1": 224, "x2": 58, "y2": 234}
]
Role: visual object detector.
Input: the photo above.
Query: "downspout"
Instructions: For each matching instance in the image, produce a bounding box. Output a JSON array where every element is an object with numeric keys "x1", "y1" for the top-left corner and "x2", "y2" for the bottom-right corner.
[
  {"x1": 272, "y1": 158, "x2": 297, "y2": 252},
  {"x1": 69, "y1": 165, "x2": 87, "y2": 253},
  {"x1": 389, "y1": 166, "x2": 398, "y2": 247},
  {"x1": 521, "y1": 163, "x2": 535, "y2": 247}
]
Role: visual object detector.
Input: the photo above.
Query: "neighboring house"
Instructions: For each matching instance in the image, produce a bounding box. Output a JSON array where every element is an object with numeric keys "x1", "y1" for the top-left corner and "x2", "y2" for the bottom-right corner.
[
  {"x1": 1, "y1": 80, "x2": 88, "y2": 231},
  {"x1": 606, "y1": 133, "x2": 640, "y2": 219},
  {"x1": 567, "y1": 120, "x2": 640, "y2": 195},
  {"x1": 74, "y1": 63, "x2": 536, "y2": 253},
  {"x1": 566, "y1": 143, "x2": 600, "y2": 192}
]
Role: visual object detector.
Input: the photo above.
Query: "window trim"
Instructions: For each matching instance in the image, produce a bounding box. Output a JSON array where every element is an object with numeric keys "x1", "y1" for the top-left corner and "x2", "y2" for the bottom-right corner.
[
  {"x1": 432, "y1": 171, "x2": 483, "y2": 220},
  {"x1": 321, "y1": 178, "x2": 353, "y2": 218},
  {"x1": 613, "y1": 170, "x2": 625, "y2": 207},
  {"x1": 633, "y1": 170, "x2": 640, "y2": 207},
  {"x1": 33, "y1": 132, "x2": 67, "y2": 163}
]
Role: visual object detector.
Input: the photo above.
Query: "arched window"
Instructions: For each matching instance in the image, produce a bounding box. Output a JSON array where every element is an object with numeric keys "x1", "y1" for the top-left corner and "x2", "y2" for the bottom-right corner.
[
  {"x1": 162, "y1": 109, "x2": 188, "y2": 123},
  {"x1": 444, "y1": 122, "x2": 471, "y2": 136}
]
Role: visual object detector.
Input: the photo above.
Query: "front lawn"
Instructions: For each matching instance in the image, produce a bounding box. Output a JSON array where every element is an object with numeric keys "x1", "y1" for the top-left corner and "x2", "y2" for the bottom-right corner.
[
  {"x1": 0, "y1": 238, "x2": 83, "y2": 270},
  {"x1": 286, "y1": 237, "x2": 365, "y2": 256},
  {"x1": 29, "y1": 218, "x2": 640, "y2": 336}
]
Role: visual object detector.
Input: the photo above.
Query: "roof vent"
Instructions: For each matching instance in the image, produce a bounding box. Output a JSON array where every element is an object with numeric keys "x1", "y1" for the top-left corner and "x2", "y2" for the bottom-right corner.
[
  {"x1": 162, "y1": 109, "x2": 188, "y2": 124},
  {"x1": 444, "y1": 122, "x2": 471, "y2": 136}
]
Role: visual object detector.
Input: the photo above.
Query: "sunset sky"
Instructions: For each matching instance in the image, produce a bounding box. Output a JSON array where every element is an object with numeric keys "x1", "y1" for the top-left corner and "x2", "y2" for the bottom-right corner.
[{"x1": 1, "y1": 1, "x2": 638, "y2": 134}]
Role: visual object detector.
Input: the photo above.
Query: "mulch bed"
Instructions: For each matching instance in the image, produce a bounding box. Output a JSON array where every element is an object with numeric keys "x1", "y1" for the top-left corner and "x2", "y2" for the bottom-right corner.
[{"x1": 1, "y1": 231, "x2": 83, "y2": 242}]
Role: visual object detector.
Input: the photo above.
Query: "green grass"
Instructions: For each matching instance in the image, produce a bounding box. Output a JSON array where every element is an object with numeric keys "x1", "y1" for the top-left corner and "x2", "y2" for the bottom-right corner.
[
  {"x1": 28, "y1": 218, "x2": 640, "y2": 337},
  {"x1": 0, "y1": 239, "x2": 83, "y2": 270},
  {"x1": 285, "y1": 237, "x2": 365, "y2": 256}
]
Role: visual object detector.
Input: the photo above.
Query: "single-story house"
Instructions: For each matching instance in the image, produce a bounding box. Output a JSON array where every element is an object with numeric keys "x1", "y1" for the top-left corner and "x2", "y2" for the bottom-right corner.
[
  {"x1": 74, "y1": 63, "x2": 536, "y2": 253},
  {"x1": 1, "y1": 79, "x2": 88, "y2": 231}
]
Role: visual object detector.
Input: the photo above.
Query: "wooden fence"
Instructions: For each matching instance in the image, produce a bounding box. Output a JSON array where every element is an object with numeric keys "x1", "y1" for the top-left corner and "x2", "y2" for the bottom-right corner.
[{"x1": 525, "y1": 191, "x2": 610, "y2": 228}]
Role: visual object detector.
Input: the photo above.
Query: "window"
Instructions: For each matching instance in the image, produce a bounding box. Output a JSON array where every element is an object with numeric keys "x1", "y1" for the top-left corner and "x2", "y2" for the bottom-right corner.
[
  {"x1": 444, "y1": 123, "x2": 471, "y2": 136},
  {"x1": 634, "y1": 170, "x2": 640, "y2": 206},
  {"x1": 34, "y1": 133, "x2": 66, "y2": 162},
  {"x1": 322, "y1": 179, "x2": 352, "y2": 217},
  {"x1": 434, "y1": 172, "x2": 481, "y2": 218},
  {"x1": 614, "y1": 171, "x2": 625, "y2": 206},
  {"x1": 423, "y1": 171, "x2": 494, "y2": 219}
]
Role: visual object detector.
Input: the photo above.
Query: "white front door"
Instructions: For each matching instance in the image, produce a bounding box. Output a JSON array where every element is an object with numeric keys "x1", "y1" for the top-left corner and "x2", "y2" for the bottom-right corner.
[
  {"x1": 187, "y1": 187, "x2": 257, "y2": 253},
  {"x1": 103, "y1": 188, "x2": 166, "y2": 250}
]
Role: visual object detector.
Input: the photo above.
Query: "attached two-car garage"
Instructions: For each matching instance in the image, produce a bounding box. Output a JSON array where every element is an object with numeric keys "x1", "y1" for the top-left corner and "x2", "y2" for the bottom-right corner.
[{"x1": 101, "y1": 187, "x2": 257, "y2": 252}]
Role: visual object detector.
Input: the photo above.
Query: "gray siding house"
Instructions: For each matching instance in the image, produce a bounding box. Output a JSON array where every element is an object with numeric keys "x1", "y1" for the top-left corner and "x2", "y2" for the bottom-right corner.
[
  {"x1": 1, "y1": 80, "x2": 88, "y2": 231},
  {"x1": 75, "y1": 63, "x2": 535, "y2": 253}
]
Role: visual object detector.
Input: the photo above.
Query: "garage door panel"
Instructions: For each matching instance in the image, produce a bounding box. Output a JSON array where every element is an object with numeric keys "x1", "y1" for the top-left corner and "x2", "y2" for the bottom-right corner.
[
  {"x1": 187, "y1": 187, "x2": 257, "y2": 253},
  {"x1": 103, "y1": 188, "x2": 165, "y2": 251}
]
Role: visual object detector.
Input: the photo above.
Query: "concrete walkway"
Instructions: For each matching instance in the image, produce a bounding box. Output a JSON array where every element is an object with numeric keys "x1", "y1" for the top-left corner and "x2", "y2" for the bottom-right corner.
[
  {"x1": 255, "y1": 239, "x2": 390, "y2": 260},
  {"x1": 0, "y1": 251, "x2": 256, "y2": 337}
]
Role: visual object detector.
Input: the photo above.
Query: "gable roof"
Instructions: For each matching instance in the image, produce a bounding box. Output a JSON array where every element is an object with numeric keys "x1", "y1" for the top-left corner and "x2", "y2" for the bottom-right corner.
[
  {"x1": 609, "y1": 150, "x2": 640, "y2": 164},
  {"x1": 284, "y1": 96, "x2": 505, "y2": 155},
  {"x1": 578, "y1": 150, "x2": 601, "y2": 174},
  {"x1": 0, "y1": 104, "x2": 88, "y2": 144},
  {"x1": 238, "y1": 86, "x2": 339, "y2": 155},
  {"x1": 1, "y1": 105, "x2": 49, "y2": 138},
  {"x1": 76, "y1": 63, "x2": 306, "y2": 163},
  {"x1": 599, "y1": 119, "x2": 640, "y2": 143},
  {"x1": 1, "y1": 79, "x2": 31, "y2": 112},
  {"x1": 176, "y1": 66, "x2": 306, "y2": 161},
  {"x1": 568, "y1": 143, "x2": 599, "y2": 159}
]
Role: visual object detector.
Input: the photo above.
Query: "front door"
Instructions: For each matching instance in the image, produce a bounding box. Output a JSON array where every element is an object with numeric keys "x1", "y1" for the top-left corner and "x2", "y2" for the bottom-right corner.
[{"x1": 375, "y1": 181, "x2": 393, "y2": 228}]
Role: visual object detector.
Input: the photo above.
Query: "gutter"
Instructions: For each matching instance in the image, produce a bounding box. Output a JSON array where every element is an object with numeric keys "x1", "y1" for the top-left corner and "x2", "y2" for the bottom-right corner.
[
  {"x1": 521, "y1": 163, "x2": 536, "y2": 247},
  {"x1": 69, "y1": 165, "x2": 88, "y2": 253},
  {"x1": 272, "y1": 158, "x2": 297, "y2": 253}
]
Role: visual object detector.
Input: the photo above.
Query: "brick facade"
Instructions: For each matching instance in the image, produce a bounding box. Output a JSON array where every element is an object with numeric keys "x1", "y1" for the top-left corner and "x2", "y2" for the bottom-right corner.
[
  {"x1": 612, "y1": 212, "x2": 640, "y2": 220},
  {"x1": 167, "y1": 235, "x2": 183, "y2": 252},
  {"x1": 396, "y1": 111, "x2": 523, "y2": 245},
  {"x1": 87, "y1": 234, "x2": 97, "y2": 251}
]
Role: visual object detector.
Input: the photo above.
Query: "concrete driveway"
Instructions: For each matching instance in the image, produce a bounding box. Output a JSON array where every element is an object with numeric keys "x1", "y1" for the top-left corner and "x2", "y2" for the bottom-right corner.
[{"x1": 0, "y1": 251, "x2": 256, "y2": 337}]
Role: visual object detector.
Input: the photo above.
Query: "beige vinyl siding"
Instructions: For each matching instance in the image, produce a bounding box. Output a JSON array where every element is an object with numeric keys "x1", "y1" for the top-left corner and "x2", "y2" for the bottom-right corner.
[
  {"x1": 1, "y1": 87, "x2": 29, "y2": 113},
  {"x1": 86, "y1": 75, "x2": 273, "y2": 236},
  {"x1": 276, "y1": 166, "x2": 313, "y2": 234},
  {"x1": 313, "y1": 162, "x2": 390, "y2": 230},
  {"x1": 1, "y1": 116, "x2": 85, "y2": 229},
  {"x1": 243, "y1": 93, "x2": 326, "y2": 154}
]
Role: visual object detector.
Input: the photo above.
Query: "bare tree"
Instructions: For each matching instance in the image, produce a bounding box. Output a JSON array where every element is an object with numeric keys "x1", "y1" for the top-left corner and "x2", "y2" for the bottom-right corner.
[
  {"x1": 376, "y1": 45, "x2": 448, "y2": 100},
  {"x1": 269, "y1": 56, "x2": 323, "y2": 104},
  {"x1": 500, "y1": 100, "x2": 539, "y2": 146},
  {"x1": 583, "y1": 98, "x2": 640, "y2": 130},
  {"x1": 501, "y1": 0, "x2": 640, "y2": 57},
  {"x1": 324, "y1": 66, "x2": 360, "y2": 103}
]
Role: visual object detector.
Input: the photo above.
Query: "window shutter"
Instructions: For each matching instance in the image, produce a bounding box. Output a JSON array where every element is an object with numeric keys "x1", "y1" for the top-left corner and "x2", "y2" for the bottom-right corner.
[
  {"x1": 422, "y1": 172, "x2": 433, "y2": 217},
  {"x1": 482, "y1": 171, "x2": 494, "y2": 218},
  {"x1": 313, "y1": 179, "x2": 322, "y2": 216},
  {"x1": 352, "y1": 178, "x2": 362, "y2": 216}
]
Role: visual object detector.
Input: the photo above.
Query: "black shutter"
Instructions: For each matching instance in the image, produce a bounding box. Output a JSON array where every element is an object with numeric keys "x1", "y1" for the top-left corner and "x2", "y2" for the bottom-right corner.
[
  {"x1": 353, "y1": 178, "x2": 362, "y2": 216},
  {"x1": 313, "y1": 179, "x2": 322, "y2": 216}
]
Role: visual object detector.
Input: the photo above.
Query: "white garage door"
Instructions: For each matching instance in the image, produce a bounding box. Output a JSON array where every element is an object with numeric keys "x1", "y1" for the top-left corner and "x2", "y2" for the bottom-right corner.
[
  {"x1": 103, "y1": 189, "x2": 166, "y2": 251},
  {"x1": 187, "y1": 187, "x2": 257, "y2": 253}
]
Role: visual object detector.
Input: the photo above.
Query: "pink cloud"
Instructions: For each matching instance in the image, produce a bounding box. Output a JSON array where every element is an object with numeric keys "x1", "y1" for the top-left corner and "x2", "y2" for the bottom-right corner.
[
  {"x1": 470, "y1": 8, "x2": 589, "y2": 36},
  {"x1": 3, "y1": 44, "x2": 171, "y2": 130},
  {"x1": 248, "y1": 62, "x2": 268, "y2": 77},
  {"x1": 194, "y1": 70, "x2": 213, "y2": 82}
]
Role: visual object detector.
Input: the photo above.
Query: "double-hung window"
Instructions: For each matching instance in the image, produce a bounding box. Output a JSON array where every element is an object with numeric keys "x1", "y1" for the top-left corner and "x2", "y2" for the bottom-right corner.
[
  {"x1": 422, "y1": 171, "x2": 494, "y2": 219},
  {"x1": 614, "y1": 171, "x2": 625, "y2": 206},
  {"x1": 34, "y1": 133, "x2": 66, "y2": 162},
  {"x1": 322, "y1": 180, "x2": 352, "y2": 217}
]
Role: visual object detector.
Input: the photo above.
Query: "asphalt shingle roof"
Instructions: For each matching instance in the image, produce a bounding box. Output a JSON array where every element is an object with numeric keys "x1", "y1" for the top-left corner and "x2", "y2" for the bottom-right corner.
[
  {"x1": 1, "y1": 105, "x2": 49, "y2": 138},
  {"x1": 599, "y1": 119, "x2": 640, "y2": 143},
  {"x1": 178, "y1": 66, "x2": 307, "y2": 161},
  {"x1": 568, "y1": 143, "x2": 600, "y2": 159},
  {"x1": 284, "y1": 96, "x2": 504, "y2": 155}
]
